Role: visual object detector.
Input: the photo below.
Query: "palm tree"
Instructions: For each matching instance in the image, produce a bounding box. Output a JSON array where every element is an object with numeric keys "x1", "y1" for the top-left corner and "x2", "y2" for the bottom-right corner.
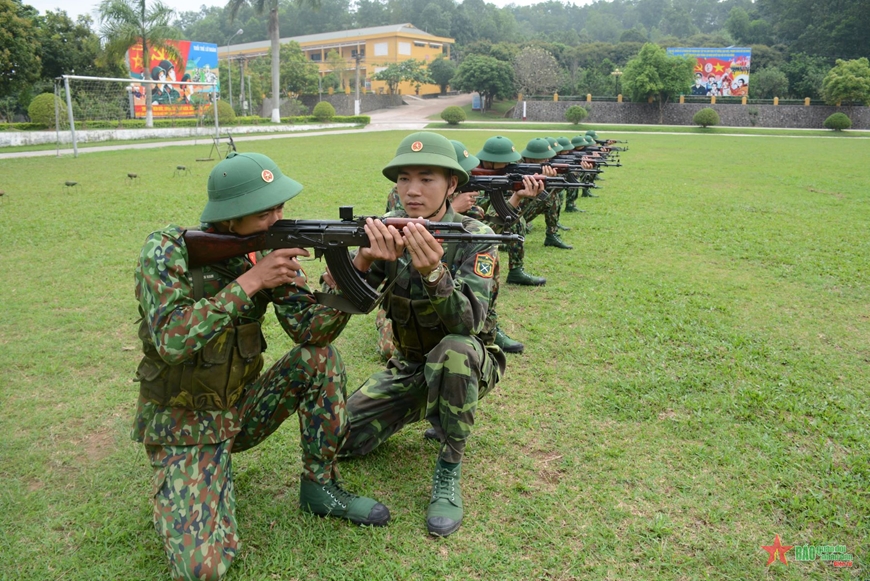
[
  {"x1": 98, "y1": 0, "x2": 178, "y2": 128},
  {"x1": 228, "y1": 0, "x2": 320, "y2": 123}
]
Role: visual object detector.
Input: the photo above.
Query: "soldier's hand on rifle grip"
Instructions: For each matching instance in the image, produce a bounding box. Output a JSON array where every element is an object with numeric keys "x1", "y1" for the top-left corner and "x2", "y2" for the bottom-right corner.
[
  {"x1": 354, "y1": 217, "x2": 404, "y2": 273},
  {"x1": 238, "y1": 248, "x2": 310, "y2": 295},
  {"x1": 450, "y1": 191, "x2": 479, "y2": 214},
  {"x1": 402, "y1": 222, "x2": 444, "y2": 278}
]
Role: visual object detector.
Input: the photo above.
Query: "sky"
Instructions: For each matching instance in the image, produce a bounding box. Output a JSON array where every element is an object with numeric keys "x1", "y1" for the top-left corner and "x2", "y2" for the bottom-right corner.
[{"x1": 26, "y1": 0, "x2": 566, "y2": 25}]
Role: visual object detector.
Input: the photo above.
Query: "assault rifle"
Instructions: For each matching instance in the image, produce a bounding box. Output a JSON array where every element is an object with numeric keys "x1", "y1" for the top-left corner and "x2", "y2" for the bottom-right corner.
[
  {"x1": 183, "y1": 206, "x2": 523, "y2": 314},
  {"x1": 553, "y1": 153, "x2": 622, "y2": 168}
]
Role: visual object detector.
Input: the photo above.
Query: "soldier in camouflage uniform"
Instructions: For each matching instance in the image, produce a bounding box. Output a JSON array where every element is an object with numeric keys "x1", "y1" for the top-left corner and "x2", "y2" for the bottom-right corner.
[
  {"x1": 520, "y1": 137, "x2": 572, "y2": 250},
  {"x1": 133, "y1": 152, "x2": 389, "y2": 581},
  {"x1": 340, "y1": 132, "x2": 506, "y2": 537},
  {"x1": 475, "y1": 136, "x2": 549, "y2": 286},
  {"x1": 376, "y1": 139, "x2": 527, "y2": 355}
]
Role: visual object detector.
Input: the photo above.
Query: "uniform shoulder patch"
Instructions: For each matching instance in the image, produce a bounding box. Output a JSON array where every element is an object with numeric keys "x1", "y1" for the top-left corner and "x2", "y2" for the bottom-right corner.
[{"x1": 473, "y1": 253, "x2": 495, "y2": 278}]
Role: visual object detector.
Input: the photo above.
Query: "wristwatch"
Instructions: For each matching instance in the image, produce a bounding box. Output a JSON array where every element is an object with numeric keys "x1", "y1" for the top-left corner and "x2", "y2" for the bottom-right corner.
[{"x1": 423, "y1": 262, "x2": 445, "y2": 284}]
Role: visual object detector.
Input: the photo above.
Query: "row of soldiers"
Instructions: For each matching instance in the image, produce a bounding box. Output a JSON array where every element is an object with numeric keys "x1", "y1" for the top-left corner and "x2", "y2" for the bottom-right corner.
[
  {"x1": 377, "y1": 130, "x2": 626, "y2": 358},
  {"x1": 132, "y1": 130, "x2": 625, "y2": 580}
]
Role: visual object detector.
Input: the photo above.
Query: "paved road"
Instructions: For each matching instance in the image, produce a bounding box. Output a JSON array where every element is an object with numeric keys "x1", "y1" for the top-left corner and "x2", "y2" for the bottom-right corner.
[{"x1": 0, "y1": 93, "x2": 474, "y2": 159}]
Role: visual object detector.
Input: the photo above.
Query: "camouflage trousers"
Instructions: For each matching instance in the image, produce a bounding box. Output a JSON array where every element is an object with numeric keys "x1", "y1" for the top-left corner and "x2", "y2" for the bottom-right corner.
[
  {"x1": 344, "y1": 334, "x2": 505, "y2": 464},
  {"x1": 565, "y1": 188, "x2": 578, "y2": 207},
  {"x1": 498, "y1": 215, "x2": 528, "y2": 272},
  {"x1": 145, "y1": 343, "x2": 347, "y2": 581},
  {"x1": 520, "y1": 191, "x2": 561, "y2": 236}
]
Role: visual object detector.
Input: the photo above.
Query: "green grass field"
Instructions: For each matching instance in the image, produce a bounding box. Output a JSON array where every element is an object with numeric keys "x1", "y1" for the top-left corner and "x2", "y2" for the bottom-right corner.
[{"x1": 0, "y1": 130, "x2": 867, "y2": 580}]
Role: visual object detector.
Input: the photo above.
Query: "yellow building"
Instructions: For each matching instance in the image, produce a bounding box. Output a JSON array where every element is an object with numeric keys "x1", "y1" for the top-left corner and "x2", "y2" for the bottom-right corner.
[{"x1": 224, "y1": 23, "x2": 454, "y2": 96}]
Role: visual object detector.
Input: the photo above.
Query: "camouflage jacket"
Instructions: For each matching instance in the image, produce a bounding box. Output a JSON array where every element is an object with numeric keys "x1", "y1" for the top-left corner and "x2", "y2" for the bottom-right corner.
[
  {"x1": 366, "y1": 205, "x2": 496, "y2": 339},
  {"x1": 132, "y1": 225, "x2": 351, "y2": 446}
]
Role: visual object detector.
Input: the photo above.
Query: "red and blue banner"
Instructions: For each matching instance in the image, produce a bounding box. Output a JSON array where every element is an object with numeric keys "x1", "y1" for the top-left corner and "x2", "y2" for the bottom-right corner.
[
  {"x1": 126, "y1": 40, "x2": 219, "y2": 118},
  {"x1": 667, "y1": 47, "x2": 752, "y2": 97}
]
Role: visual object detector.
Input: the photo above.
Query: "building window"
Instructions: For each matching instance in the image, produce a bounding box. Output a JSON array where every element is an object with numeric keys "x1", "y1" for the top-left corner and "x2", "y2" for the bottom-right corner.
[
  {"x1": 351, "y1": 49, "x2": 365, "y2": 57},
  {"x1": 414, "y1": 41, "x2": 426, "y2": 47},
  {"x1": 374, "y1": 42, "x2": 388, "y2": 56},
  {"x1": 429, "y1": 43, "x2": 442, "y2": 49},
  {"x1": 310, "y1": 53, "x2": 322, "y2": 61},
  {"x1": 398, "y1": 42, "x2": 411, "y2": 55}
]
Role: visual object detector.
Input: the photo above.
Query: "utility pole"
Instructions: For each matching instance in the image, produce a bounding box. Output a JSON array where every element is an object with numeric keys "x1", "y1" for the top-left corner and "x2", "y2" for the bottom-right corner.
[
  {"x1": 239, "y1": 58, "x2": 246, "y2": 115},
  {"x1": 354, "y1": 43, "x2": 362, "y2": 116},
  {"x1": 226, "y1": 28, "x2": 243, "y2": 111}
]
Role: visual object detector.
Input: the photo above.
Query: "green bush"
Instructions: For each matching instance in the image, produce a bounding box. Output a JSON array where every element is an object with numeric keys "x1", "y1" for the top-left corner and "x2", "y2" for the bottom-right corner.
[
  {"x1": 693, "y1": 107, "x2": 720, "y2": 128},
  {"x1": 203, "y1": 100, "x2": 236, "y2": 123},
  {"x1": 27, "y1": 93, "x2": 65, "y2": 127},
  {"x1": 565, "y1": 105, "x2": 589, "y2": 124},
  {"x1": 312, "y1": 101, "x2": 336, "y2": 121},
  {"x1": 823, "y1": 112, "x2": 852, "y2": 131},
  {"x1": 440, "y1": 105, "x2": 466, "y2": 125}
]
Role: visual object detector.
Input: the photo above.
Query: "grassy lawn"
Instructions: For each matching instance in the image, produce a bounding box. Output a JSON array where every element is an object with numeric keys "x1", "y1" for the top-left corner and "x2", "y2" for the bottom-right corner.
[{"x1": 0, "y1": 131, "x2": 867, "y2": 580}]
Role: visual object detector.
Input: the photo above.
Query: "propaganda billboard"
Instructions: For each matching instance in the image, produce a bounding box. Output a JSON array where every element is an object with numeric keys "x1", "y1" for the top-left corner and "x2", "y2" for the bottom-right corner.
[
  {"x1": 667, "y1": 47, "x2": 752, "y2": 97},
  {"x1": 126, "y1": 40, "x2": 219, "y2": 118}
]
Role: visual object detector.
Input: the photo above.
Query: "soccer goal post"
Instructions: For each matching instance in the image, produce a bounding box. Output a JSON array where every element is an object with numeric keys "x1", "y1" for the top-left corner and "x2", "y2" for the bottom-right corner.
[{"x1": 57, "y1": 74, "x2": 219, "y2": 157}]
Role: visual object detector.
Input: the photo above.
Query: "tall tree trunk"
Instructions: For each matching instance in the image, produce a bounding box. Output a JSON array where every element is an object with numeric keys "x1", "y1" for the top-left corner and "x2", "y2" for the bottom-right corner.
[{"x1": 269, "y1": 7, "x2": 280, "y2": 123}]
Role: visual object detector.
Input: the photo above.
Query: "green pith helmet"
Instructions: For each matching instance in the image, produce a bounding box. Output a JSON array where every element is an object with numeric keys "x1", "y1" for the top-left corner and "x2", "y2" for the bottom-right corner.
[
  {"x1": 520, "y1": 137, "x2": 557, "y2": 159},
  {"x1": 450, "y1": 140, "x2": 480, "y2": 172},
  {"x1": 382, "y1": 131, "x2": 469, "y2": 186},
  {"x1": 585, "y1": 129, "x2": 597, "y2": 137},
  {"x1": 571, "y1": 135, "x2": 587, "y2": 148},
  {"x1": 200, "y1": 152, "x2": 302, "y2": 223},
  {"x1": 585, "y1": 135, "x2": 596, "y2": 145},
  {"x1": 475, "y1": 136, "x2": 522, "y2": 163},
  {"x1": 556, "y1": 136, "x2": 573, "y2": 152}
]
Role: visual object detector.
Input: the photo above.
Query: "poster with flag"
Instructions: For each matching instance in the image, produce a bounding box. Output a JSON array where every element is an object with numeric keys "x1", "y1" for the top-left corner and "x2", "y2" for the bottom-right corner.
[
  {"x1": 667, "y1": 47, "x2": 752, "y2": 97},
  {"x1": 126, "y1": 40, "x2": 219, "y2": 118}
]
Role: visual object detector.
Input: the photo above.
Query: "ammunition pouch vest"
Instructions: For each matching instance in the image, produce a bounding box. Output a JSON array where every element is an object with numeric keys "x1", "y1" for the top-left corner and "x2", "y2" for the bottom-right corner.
[
  {"x1": 135, "y1": 264, "x2": 268, "y2": 411},
  {"x1": 384, "y1": 215, "x2": 495, "y2": 362}
]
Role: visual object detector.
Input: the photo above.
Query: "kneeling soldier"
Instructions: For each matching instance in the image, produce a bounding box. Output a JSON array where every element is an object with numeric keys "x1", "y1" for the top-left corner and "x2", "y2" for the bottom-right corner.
[
  {"x1": 341, "y1": 132, "x2": 506, "y2": 537},
  {"x1": 134, "y1": 152, "x2": 389, "y2": 581}
]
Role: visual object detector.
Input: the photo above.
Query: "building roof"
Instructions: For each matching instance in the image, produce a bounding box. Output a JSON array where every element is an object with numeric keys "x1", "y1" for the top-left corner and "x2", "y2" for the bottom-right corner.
[{"x1": 225, "y1": 23, "x2": 453, "y2": 55}]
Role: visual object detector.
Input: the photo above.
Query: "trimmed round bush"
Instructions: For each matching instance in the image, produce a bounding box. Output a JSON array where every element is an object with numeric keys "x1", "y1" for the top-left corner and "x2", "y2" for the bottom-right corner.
[
  {"x1": 313, "y1": 101, "x2": 336, "y2": 121},
  {"x1": 440, "y1": 105, "x2": 466, "y2": 125},
  {"x1": 565, "y1": 105, "x2": 589, "y2": 124},
  {"x1": 203, "y1": 100, "x2": 236, "y2": 123},
  {"x1": 693, "y1": 107, "x2": 720, "y2": 128},
  {"x1": 823, "y1": 112, "x2": 851, "y2": 131},
  {"x1": 27, "y1": 93, "x2": 65, "y2": 127}
]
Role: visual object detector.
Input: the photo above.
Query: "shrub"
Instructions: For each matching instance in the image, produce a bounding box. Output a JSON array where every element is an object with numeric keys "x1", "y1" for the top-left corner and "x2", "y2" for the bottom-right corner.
[
  {"x1": 440, "y1": 105, "x2": 466, "y2": 125},
  {"x1": 823, "y1": 112, "x2": 852, "y2": 131},
  {"x1": 312, "y1": 101, "x2": 336, "y2": 121},
  {"x1": 202, "y1": 100, "x2": 236, "y2": 123},
  {"x1": 693, "y1": 107, "x2": 720, "y2": 128},
  {"x1": 565, "y1": 105, "x2": 589, "y2": 124},
  {"x1": 27, "y1": 93, "x2": 65, "y2": 127}
]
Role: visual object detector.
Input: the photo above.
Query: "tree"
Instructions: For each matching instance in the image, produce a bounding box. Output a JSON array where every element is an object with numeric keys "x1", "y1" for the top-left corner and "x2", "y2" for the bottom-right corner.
[
  {"x1": 781, "y1": 52, "x2": 828, "y2": 100},
  {"x1": 821, "y1": 58, "x2": 870, "y2": 106},
  {"x1": 279, "y1": 41, "x2": 318, "y2": 95},
  {"x1": 513, "y1": 46, "x2": 561, "y2": 97},
  {"x1": 228, "y1": 0, "x2": 321, "y2": 123},
  {"x1": 750, "y1": 67, "x2": 788, "y2": 99},
  {"x1": 371, "y1": 59, "x2": 433, "y2": 95},
  {"x1": 325, "y1": 49, "x2": 346, "y2": 90},
  {"x1": 450, "y1": 54, "x2": 515, "y2": 112},
  {"x1": 36, "y1": 11, "x2": 105, "y2": 79},
  {"x1": 0, "y1": 0, "x2": 42, "y2": 100},
  {"x1": 98, "y1": 0, "x2": 178, "y2": 128},
  {"x1": 622, "y1": 43, "x2": 694, "y2": 123},
  {"x1": 428, "y1": 56, "x2": 456, "y2": 95}
]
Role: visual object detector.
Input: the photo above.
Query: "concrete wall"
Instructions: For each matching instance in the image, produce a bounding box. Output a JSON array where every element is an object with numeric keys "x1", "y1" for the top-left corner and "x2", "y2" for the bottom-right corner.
[
  {"x1": 0, "y1": 122, "x2": 359, "y2": 147},
  {"x1": 513, "y1": 100, "x2": 870, "y2": 129}
]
